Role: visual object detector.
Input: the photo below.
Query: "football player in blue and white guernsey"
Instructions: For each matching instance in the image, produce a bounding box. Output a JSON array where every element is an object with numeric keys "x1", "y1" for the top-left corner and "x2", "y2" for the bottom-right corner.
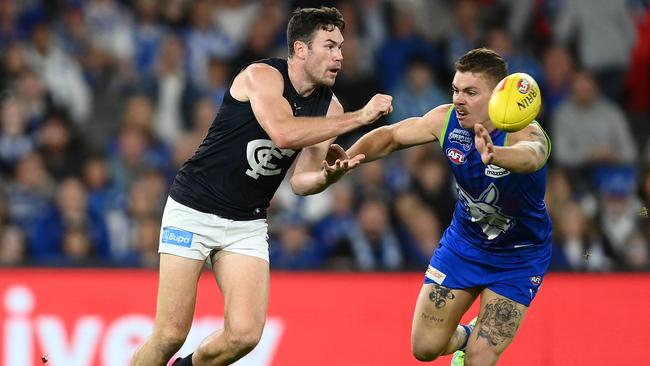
[{"x1": 348, "y1": 47, "x2": 551, "y2": 366}]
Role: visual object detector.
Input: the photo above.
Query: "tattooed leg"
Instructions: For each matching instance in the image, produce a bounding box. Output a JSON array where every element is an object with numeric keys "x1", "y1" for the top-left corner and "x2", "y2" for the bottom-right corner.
[
  {"x1": 465, "y1": 289, "x2": 528, "y2": 366},
  {"x1": 429, "y1": 284, "x2": 456, "y2": 309},
  {"x1": 411, "y1": 284, "x2": 478, "y2": 361},
  {"x1": 476, "y1": 298, "x2": 522, "y2": 347}
]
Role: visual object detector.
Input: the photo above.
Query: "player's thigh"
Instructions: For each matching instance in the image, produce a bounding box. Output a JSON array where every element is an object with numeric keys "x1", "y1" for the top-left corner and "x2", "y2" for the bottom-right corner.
[
  {"x1": 411, "y1": 283, "x2": 479, "y2": 350},
  {"x1": 211, "y1": 252, "x2": 270, "y2": 334},
  {"x1": 154, "y1": 253, "x2": 206, "y2": 336},
  {"x1": 470, "y1": 288, "x2": 528, "y2": 358}
]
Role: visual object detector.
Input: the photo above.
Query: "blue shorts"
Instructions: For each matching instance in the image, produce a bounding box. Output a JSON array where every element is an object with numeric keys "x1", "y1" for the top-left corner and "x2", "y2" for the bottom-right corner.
[{"x1": 423, "y1": 241, "x2": 545, "y2": 306}]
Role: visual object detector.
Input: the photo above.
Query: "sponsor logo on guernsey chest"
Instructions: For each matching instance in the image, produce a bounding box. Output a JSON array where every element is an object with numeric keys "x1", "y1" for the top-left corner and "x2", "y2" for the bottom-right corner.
[
  {"x1": 446, "y1": 147, "x2": 466, "y2": 165},
  {"x1": 485, "y1": 164, "x2": 510, "y2": 178},
  {"x1": 448, "y1": 128, "x2": 473, "y2": 151},
  {"x1": 246, "y1": 139, "x2": 297, "y2": 179}
]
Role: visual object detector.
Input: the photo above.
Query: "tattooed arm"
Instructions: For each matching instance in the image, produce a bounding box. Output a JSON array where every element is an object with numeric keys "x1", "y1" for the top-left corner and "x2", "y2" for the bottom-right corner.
[{"x1": 474, "y1": 122, "x2": 550, "y2": 173}]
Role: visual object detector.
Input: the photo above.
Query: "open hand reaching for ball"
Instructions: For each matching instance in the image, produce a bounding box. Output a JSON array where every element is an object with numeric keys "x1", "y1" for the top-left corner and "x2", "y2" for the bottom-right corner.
[
  {"x1": 474, "y1": 124, "x2": 495, "y2": 165},
  {"x1": 322, "y1": 143, "x2": 365, "y2": 183}
]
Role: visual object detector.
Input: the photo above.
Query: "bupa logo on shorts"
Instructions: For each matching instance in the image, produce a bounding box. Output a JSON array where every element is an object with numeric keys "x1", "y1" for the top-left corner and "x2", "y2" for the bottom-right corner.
[
  {"x1": 485, "y1": 164, "x2": 510, "y2": 178},
  {"x1": 448, "y1": 128, "x2": 473, "y2": 151},
  {"x1": 162, "y1": 227, "x2": 193, "y2": 247},
  {"x1": 446, "y1": 148, "x2": 466, "y2": 165},
  {"x1": 425, "y1": 265, "x2": 447, "y2": 285},
  {"x1": 530, "y1": 276, "x2": 542, "y2": 286}
]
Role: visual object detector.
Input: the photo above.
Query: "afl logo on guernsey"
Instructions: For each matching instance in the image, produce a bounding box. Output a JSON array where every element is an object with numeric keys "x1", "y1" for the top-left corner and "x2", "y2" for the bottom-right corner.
[
  {"x1": 530, "y1": 276, "x2": 542, "y2": 286},
  {"x1": 446, "y1": 148, "x2": 466, "y2": 165}
]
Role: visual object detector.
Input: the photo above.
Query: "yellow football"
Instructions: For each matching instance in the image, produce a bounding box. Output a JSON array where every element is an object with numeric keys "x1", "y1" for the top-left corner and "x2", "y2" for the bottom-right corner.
[{"x1": 488, "y1": 72, "x2": 541, "y2": 132}]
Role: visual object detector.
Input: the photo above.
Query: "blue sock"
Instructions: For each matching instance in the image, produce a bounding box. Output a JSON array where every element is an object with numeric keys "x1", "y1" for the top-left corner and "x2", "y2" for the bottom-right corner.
[
  {"x1": 458, "y1": 325, "x2": 473, "y2": 351},
  {"x1": 172, "y1": 353, "x2": 193, "y2": 366}
]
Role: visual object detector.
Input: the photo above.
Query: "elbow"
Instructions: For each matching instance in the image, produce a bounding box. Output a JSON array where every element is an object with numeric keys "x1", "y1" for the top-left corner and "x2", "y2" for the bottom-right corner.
[
  {"x1": 289, "y1": 177, "x2": 309, "y2": 196},
  {"x1": 270, "y1": 128, "x2": 304, "y2": 149},
  {"x1": 261, "y1": 118, "x2": 297, "y2": 149},
  {"x1": 292, "y1": 189, "x2": 309, "y2": 196},
  {"x1": 291, "y1": 185, "x2": 309, "y2": 196},
  {"x1": 269, "y1": 130, "x2": 293, "y2": 149},
  {"x1": 271, "y1": 134, "x2": 302, "y2": 150}
]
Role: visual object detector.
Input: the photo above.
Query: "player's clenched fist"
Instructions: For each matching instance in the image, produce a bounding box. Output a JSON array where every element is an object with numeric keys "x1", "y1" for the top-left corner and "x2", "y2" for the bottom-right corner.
[{"x1": 360, "y1": 94, "x2": 393, "y2": 124}]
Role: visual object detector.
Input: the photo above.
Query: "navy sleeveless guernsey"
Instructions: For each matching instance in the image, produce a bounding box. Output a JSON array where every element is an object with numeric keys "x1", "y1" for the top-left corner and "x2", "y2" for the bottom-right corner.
[{"x1": 169, "y1": 58, "x2": 333, "y2": 220}]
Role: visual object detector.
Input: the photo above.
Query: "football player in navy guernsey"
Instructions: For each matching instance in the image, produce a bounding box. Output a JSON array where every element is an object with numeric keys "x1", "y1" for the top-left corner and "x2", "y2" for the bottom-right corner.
[
  {"x1": 131, "y1": 7, "x2": 392, "y2": 366},
  {"x1": 347, "y1": 48, "x2": 551, "y2": 366}
]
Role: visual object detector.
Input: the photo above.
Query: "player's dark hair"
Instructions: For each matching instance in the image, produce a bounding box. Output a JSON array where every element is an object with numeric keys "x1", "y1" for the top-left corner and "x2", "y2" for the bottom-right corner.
[
  {"x1": 287, "y1": 7, "x2": 345, "y2": 58},
  {"x1": 455, "y1": 48, "x2": 508, "y2": 87}
]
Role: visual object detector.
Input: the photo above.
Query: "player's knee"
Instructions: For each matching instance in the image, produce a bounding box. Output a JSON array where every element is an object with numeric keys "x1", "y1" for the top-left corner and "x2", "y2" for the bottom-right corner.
[
  {"x1": 464, "y1": 344, "x2": 499, "y2": 366},
  {"x1": 153, "y1": 319, "x2": 191, "y2": 353},
  {"x1": 155, "y1": 329, "x2": 188, "y2": 354},
  {"x1": 227, "y1": 332, "x2": 260, "y2": 355},
  {"x1": 411, "y1": 340, "x2": 443, "y2": 362},
  {"x1": 224, "y1": 323, "x2": 264, "y2": 355}
]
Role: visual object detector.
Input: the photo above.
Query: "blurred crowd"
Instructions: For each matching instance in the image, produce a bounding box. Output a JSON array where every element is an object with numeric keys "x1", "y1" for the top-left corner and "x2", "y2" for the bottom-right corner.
[{"x1": 0, "y1": 0, "x2": 648, "y2": 271}]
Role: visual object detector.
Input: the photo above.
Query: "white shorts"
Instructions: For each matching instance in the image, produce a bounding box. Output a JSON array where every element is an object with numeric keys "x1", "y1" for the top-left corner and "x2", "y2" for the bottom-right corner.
[{"x1": 158, "y1": 196, "x2": 269, "y2": 262}]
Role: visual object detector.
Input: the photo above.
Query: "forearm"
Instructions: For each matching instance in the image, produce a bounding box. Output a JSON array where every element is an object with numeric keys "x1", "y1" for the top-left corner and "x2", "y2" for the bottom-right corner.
[
  {"x1": 273, "y1": 111, "x2": 365, "y2": 149},
  {"x1": 290, "y1": 170, "x2": 337, "y2": 196},
  {"x1": 347, "y1": 126, "x2": 397, "y2": 162},
  {"x1": 492, "y1": 143, "x2": 545, "y2": 173}
]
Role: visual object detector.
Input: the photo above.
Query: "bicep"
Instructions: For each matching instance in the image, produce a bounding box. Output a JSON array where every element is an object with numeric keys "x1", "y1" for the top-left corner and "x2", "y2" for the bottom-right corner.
[{"x1": 245, "y1": 66, "x2": 294, "y2": 136}]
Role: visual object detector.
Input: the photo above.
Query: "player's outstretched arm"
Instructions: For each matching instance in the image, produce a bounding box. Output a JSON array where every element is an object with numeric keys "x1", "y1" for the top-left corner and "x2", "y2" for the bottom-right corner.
[
  {"x1": 475, "y1": 122, "x2": 550, "y2": 173},
  {"x1": 232, "y1": 64, "x2": 392, "y2": 149},
  {"x1": 347, "y1": 104, "x2": 448, "y2": 162},
  {"x1": 290, "y1": 98, "x2": 365, "y2": 195}
]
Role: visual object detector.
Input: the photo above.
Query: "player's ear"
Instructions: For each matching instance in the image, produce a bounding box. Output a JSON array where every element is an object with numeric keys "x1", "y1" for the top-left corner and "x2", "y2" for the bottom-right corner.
[{"x1": 294, "y1": 40, "x2": 308, "y2": 59}]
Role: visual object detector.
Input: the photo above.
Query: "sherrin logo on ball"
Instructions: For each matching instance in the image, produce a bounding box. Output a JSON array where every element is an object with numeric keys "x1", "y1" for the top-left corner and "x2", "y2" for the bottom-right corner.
[
  {"x1": 516, "y1": 78, "x2": 530, "y2": 94},
  {"x1": 488, "y1": 73, "x2": 541, "y2": 132}
]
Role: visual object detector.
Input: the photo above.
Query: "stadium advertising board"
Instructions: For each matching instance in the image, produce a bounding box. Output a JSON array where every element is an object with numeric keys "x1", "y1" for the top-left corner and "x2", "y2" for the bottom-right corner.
[{"x1": 0, "y1": 270, "x2": 648, "y2": 365}]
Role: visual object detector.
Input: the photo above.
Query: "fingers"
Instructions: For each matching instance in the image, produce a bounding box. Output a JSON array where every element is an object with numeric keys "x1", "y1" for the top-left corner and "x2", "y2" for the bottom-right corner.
[
  {"x1": 475, "y1": 124, "x2": 488, "y2": 137},
  {"x1": 473, "y1": 124, "x2": 496, "y2": 164},
  {"x1": 329, "y1": 143, "x2": 345, "y2": 155},
  {"x1": 328, "y1": 143, "x2": 347, "y2": 160},
  {"x1": 362, "y1": 94, "x2": 393, "y2": 124},
  {"x1": 375, "y1": 94, "x2": 393, "y2": 114},
  {"x1": 474, "y1": 124, "x2": 492, "y2": 143},
  {"x1": 322, "y1": 154, "x2": 365, "y2": 174}
]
